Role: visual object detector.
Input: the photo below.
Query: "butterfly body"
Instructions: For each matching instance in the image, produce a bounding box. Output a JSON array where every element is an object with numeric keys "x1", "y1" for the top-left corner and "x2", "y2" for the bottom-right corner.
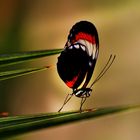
[{"x1": 73, "y1": 88, "x2": 92, "y2": 98}]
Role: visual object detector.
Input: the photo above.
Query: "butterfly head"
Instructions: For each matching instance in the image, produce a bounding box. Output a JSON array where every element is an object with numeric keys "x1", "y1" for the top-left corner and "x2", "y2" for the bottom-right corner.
[{"x1": 73, "y1": 88, "x2": 92, "y2": 98}]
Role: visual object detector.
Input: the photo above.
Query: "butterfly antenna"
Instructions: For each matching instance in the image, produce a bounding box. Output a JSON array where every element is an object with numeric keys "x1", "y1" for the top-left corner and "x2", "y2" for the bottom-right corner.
[
  {"x1": 90, "y1": 54, "x2": 116, "y2": 88},
  {"x1": 93, "y1": 54, "x2": 113, "y2": 82}
]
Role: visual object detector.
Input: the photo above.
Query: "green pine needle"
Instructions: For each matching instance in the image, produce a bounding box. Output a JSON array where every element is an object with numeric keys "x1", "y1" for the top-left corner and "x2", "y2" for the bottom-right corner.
[
  {"x1": 0, "y1": 48, "x2": 62, "y2": 67},
  {"x1": 0, "y1": 66, "x2": 50, "y2": 81},
  {"x1": 0, "y1": 105, "x2": 139, "y2": 139}
]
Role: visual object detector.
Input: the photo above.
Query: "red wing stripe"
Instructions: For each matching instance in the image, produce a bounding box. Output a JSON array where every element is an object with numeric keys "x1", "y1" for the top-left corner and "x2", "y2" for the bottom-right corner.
[
  {"x1": 65, "y1": 75, "x2": 78, "y2": 88},
  {"x1": 75, "y1": 32, "x2": 96, "y2": 44}
]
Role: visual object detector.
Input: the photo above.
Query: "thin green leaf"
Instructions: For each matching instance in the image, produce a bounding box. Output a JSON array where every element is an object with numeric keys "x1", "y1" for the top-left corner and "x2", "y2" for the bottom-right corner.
[
  {"x1": 0, "y1": 105, "x2": 139, "y2": 138},
  {"x1": 0, "y1": 66, "x2": 50, "y2": 81},
  {"x1": 0, "y1": 48, "x2": 62, "y2": 67},
  {"x1": 0, "y1": 111, "x2": 78, "y2": 127}
]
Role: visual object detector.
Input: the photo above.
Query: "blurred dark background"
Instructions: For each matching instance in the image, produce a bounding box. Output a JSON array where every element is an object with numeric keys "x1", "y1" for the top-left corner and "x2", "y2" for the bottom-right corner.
[{"x1": 0, "y1": 0, "x2": 140, "y2": 140}]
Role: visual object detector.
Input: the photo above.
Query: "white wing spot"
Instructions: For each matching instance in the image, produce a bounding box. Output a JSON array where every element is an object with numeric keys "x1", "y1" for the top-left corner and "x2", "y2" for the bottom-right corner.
[
  {"x1": 89, "y1": 61, "x2": 92, "y2": 67},
  {"x1": 69, "y1": 46, "x2": 73, "y2": 49},
  {"x1": 74, "y1": 44, "x2": 79, "y2": 49},
  {"x1": 92, "y1": 44, "x2": 97, "y2": 59},
  {"x1": 81, "y1": 45, "x2": 86, "y2": 51},
  {"x1": 86, "y1": 41, "x2": 93, "y2": 56}
]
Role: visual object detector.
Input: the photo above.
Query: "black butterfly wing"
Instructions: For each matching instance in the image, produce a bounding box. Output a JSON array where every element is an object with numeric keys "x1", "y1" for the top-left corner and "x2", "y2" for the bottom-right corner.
[
  {"x1": 57, "y1": 43, "x2": 89, "y2": 89},
  {"x1": 57, "y1": 21, "x2": 99, "y2": 90}
]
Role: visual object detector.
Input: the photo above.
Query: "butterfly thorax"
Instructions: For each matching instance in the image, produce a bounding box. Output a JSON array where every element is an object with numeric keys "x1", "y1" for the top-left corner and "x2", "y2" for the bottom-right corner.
[{"x1": 73, "y1": 88, "x2": 92, "y2": 98}]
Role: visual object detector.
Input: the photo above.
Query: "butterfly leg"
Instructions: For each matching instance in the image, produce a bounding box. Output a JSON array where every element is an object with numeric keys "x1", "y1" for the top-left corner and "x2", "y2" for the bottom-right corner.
[
  {"x1": 80, "y1": 97, "x2": 87, "y2": 112},
  {"x1": 58, "y1": 94, "x2": 73, "y2": 112}
]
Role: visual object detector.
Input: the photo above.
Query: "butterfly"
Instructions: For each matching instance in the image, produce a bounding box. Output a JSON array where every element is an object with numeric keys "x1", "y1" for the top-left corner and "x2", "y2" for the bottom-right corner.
[{"x1": 57, "y1": 21, "x2": 115, "y2": 112}]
